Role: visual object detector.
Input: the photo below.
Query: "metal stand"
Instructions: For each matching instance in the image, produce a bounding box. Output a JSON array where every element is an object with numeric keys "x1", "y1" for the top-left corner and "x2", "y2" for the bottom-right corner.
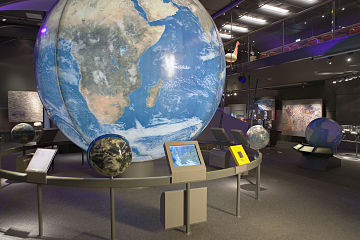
[
  {"x1": 356, "y1": 141, "x2": 358, "y2": 157},
  {"x1": 37, "y1": 184, "x2": 43, "y2": 237},
  {"x1": 255, "y1": 165, "x2": 260, "y2": 200},
  {"x1": 81, "y1": 151, "x2": 84, "y2": 166},
  {"x1": 185, "y1": 182, "x2": 191, "y2": 235},
  {"x1": 110, "y1": 177, "x2": 115, "y2": 240},
  {"x1": 236, "y1": 173, "x2": 241, "y2": 217}
]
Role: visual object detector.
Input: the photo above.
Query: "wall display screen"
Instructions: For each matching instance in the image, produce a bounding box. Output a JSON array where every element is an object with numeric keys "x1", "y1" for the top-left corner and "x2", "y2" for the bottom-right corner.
[
  {"x1": 8, "y1": 91, "x2": 43, "y2": 123},
  {"x1": 169, "y1": 144, "x2": 201, "y2": 167},
  {"x1": 254, "y1": 98, "x2": 275, "y2": 120},
  {"x1": 281, "y1": 99, "x2": 322, "y2": 137}
]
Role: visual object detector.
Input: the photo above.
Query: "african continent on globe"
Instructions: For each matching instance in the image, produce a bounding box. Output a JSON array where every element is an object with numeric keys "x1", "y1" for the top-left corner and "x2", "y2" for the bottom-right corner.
[
  {"x1": 305, "y1": 118, "x2": 342, "y2": 148},
  {"x1": 34, "y1": 0, "x2": 225, "y2": 161}
]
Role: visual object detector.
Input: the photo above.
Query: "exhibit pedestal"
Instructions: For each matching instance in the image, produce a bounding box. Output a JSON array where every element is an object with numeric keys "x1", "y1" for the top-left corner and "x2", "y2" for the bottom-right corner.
[
  {"x1": 298, "y1": 153, "x2": 341, "y2": 171},
  {"x1": 208, "y1": 149, "x2": 235, "y2": 168}
]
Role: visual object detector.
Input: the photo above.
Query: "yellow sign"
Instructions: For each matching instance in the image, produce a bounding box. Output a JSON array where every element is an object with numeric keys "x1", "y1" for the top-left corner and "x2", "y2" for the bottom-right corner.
[{"x1": 229, "y1": 145, "x2": 250, "y2": 166}]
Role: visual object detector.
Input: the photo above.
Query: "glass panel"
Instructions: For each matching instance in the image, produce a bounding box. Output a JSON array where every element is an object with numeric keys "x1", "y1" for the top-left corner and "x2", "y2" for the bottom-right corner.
[
  {"x1": 335, "y1": 0, "x2": 360, "y2": 39},
  {"x1": 249, "y1": 23, "x2": 283, "y2": 59},
  {"x1": 284, "y1": 2, "x2": 332, "y2": 51}
]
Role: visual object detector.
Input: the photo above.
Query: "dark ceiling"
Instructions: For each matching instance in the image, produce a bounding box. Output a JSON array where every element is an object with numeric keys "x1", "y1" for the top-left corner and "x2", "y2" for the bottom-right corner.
[
  {"x1": 1, "y1": 0, "x2": 359, "y2": 88},
  {"x1": 0, "y1": 0, "x2": 329, "y2": 42}
]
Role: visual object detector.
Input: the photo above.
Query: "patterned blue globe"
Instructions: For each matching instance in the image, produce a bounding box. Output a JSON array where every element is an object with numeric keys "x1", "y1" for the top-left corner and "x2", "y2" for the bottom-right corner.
[
  {"x1": 34, "y1": 0, "x2": 225, "y2": 161},
  {"x1": 305, "y1": 118, "x2": 342, "y2": 148},
  {"x1": 11, "y1": 123, "x2": 35, "y2": 144},
  {"x1": 247, "y1": 125, "x2": 269, "y2": 150}
]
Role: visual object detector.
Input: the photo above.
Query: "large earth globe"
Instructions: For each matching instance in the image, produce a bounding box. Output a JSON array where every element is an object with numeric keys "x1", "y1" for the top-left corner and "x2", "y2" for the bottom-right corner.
[
  {"x1": 11, "y1": 123, "x2": 35, "y2": 144},
  {"x1": 34, "y1": 0, "x2": 225, "y2": 161},
  {"x1": 247, "y1": 125, "x2": 269, "y2": 150},
  {"x1": 87, "y1": 134, "x2": 132, "y2": 177},
  {"x1": 305, "y1": 118, "x2": 342, "y2": 148}
]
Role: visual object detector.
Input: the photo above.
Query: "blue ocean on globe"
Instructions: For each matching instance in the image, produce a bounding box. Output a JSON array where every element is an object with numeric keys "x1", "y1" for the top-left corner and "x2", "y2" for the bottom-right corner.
[
  {"x1": 305, "y1": 118, "x2": 343, "y2": 148},
  {"x1": 34, "y1": 0, "x2": 225, "y2": 161}
]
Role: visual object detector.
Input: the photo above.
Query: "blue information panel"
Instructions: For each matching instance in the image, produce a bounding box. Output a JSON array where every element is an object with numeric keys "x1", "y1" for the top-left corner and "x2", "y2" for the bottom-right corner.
[{"x1": 169, "y1": 144, "x2": 201, "y2": 167}]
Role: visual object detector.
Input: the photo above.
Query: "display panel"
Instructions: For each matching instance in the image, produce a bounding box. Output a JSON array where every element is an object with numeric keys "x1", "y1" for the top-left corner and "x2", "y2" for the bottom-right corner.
[
  {"x1": 8, "y1": 91, "x2": 43, "y2": 123},
  {"x1": 314, "y1": 147, "x2": 332, "y2": 154},
  {"x1": 229, "y1": 145, "x2": 250, "y2": 166},
  {"x1": 169, "y1": 144, "x2": 201, "y2": 167},
  {"x1": 299, "y1": 146, "x2": 314, "y2": 153},
  {"x1": 281, "y1": 99, "x2": 322, "y2": 137},
  {"x1": 164, "y1": 141, "x2": 206, "y2": 184},
  {"x1": 293, "y1": 144, "x2": 303, "y2": 150}
]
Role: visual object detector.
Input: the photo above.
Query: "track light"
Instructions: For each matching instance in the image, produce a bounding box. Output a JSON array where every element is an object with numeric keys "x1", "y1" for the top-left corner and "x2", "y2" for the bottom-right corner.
[
  {"x1": 223, "y1": 24, "x2": 248, "y2": 33},
  {"x1": 327, "y1": 57, "x2": 332, "y2": 65},
  {"x1": 260, "y1": 4, "x2": 289, "y2": 15},
  {"x1": 239, "y1": 16, "x2": 267, "y2": 25}
]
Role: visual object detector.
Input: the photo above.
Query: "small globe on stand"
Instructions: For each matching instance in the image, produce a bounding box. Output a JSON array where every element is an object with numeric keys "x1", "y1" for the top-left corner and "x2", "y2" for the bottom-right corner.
[
  {"x1": 305, "y1": 118, "x2": 342, "y2": 148},
  {"x1": 87, "y1": 134, "x2": 132, "y2": 177},
  {"x1": 11, "y1": 123, "x2": 35, "y2": 144},
  {"x1": 246, "y1": 125, "x2": 270, "y2": 150}
]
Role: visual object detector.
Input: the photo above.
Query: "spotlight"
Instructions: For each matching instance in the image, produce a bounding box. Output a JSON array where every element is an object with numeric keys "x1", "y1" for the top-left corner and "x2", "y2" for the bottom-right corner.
[
  {"x1": 1, "y1": 18, "x2": 6, "y2": 22},
  {"x1": 332, "y1": 80, "x2": 337, "y2": 84},
  {"x1": 238, "y1": 75, "x2": 247, "y2": 83},
  {"x1": 327, "y1": 57, "x2": 332, "y2": 65},
  {"x1": 347, "y1": 57, "x2": 352, "y2": 62},
  {"x1": 234, "y1": 92, "x2": 237, "y2": 96},
  {"x1": 227, "y1": 93, "x2": 230, "y2": 97}
]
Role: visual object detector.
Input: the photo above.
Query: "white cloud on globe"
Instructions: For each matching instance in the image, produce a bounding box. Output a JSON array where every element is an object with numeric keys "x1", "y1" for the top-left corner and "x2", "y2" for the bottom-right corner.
[{"x1": 163, "y1": 53, "x2": 176, "y2": 77}]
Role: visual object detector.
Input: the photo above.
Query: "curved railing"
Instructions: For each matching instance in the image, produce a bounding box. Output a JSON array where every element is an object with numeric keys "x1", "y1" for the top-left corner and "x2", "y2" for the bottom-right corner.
[{"x1": 0, "y1": 143, "x2": 262, "y2": 238}]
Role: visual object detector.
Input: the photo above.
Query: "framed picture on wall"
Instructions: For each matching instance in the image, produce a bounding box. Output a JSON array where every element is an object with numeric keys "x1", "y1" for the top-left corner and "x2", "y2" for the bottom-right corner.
[{"x1": 281, "y1": 99, "x2": 323, "y2": 137}]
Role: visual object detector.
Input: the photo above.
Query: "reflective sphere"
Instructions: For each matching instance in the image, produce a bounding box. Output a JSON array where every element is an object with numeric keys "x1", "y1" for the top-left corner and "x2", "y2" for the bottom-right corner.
[
  {"x1": 87, "y1": 134, "x2": 132, "y2": 177},
  {"x1": 305, "y1": 118, "x2": 342, "y2": 148},
  {"x1": 34, "y1": 0, "x2": 225, "y2": 161},
  {"x1": 246, "y1": 125, "x2": 269, "y2": 150},
  {"x1": 11, "y1": 123, "x2": 35, "y2": 144},
  {"x1": 225, "y1": 53, "x2": 237, "y2": 63}
]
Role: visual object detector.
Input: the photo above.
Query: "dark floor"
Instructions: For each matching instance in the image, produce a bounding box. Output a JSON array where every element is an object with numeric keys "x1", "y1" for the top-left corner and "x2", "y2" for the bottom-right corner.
[{"x1": 1, "y1": 141, "x2": 360, "y2": 240}]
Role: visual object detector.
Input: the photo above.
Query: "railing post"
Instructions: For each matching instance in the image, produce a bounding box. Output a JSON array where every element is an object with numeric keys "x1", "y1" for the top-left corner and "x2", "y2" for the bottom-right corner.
[
  {"x1": 236, "y1": 173, "x2": 241, "y2": 217},
  {"x1": 332, "y1": 0, "x2": 336, "y2": 39},
  {"x1": 37, "y1": 184, "x2": 43, "y2": 237}
]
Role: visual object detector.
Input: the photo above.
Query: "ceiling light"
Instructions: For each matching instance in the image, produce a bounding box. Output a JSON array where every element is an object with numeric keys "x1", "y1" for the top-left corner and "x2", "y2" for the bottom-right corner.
[
  {"x1": 25, "y1": 12, "x2": 43, "y2": 20},
  {"x1": 260, "y1": 4, "x2": 289, "y2": 15},
  {"x1": 328, "y1": 57, "x2": 332, "y2": 64},
  {"x1": 296, "y1": 0, "x2": 317, "y2": 4},
  {"x1": 239, "y1": 16, "x2": 267, "y2": 25},
  {"x1": 295, "y1": 38, "x2": 301, "y2": 42},
  {"x1": 332, "y1": 81, "x2": 336, "y2": 84},
  {"x1": 1, "y1": 18, "x2": 6, "y2": 22},
  {"x1": 219, "y1": 33, "x2": 232, "y2": 39},
  {"x1": 234, "y1": 92, "x2": 237, "y2": 96},
  {"x1": 322, "y1": 15, "x2": 325, "y2": 18},
  {"x1": 223, "y1": 24, "x2": 248, "y2": 33},
  {"x1": 341, "y1": 7, "x2": 345, "y2": 11},
  {"x1": 347, "y1": 57, "x2": 352, "y2": 62}
]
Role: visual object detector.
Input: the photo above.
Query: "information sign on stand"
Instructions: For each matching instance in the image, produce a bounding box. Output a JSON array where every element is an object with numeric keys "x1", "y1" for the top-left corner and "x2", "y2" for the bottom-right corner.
[
  {"x1": 25, "y1": 148, "x2": 57, "y2": 184},
  {"x1": 164, "y1": 141, "x2": 206, "y2": 184},
  {"x1": 229, "y1": 145, "x2": 250, "y2": 166}
]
